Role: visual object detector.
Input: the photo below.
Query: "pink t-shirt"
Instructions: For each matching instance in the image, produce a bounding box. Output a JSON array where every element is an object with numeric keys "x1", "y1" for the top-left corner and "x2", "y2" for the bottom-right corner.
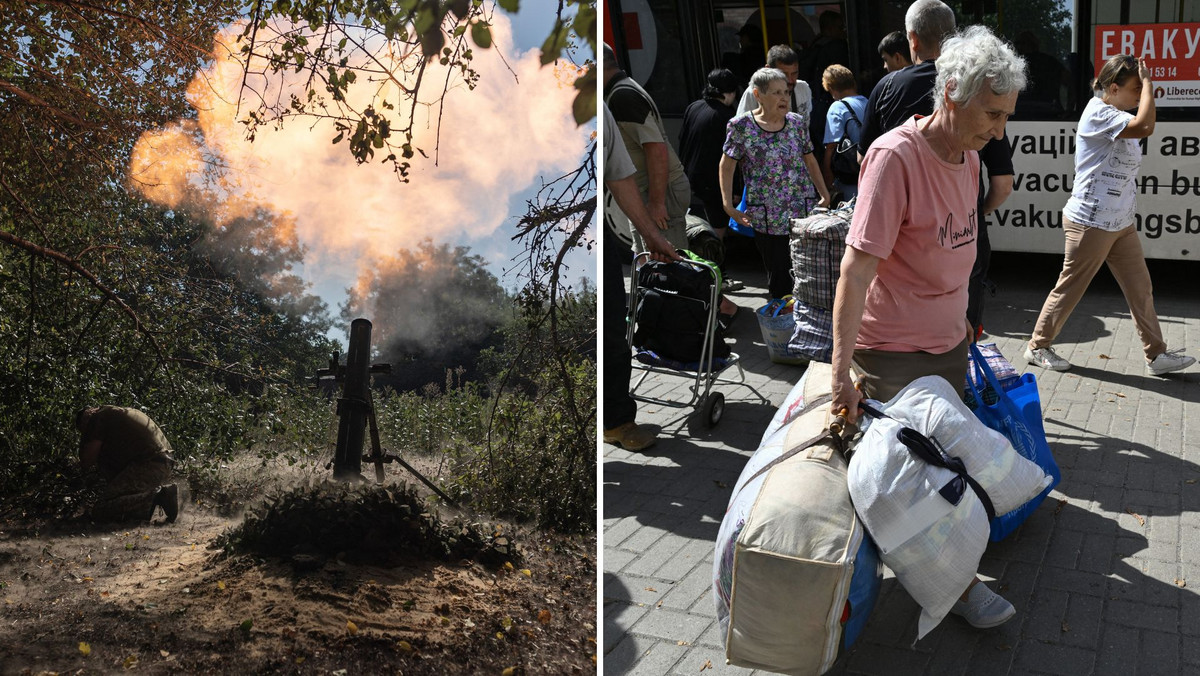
[{"x1": 847, "y1": 114, "x2": 980, "y2": 354}]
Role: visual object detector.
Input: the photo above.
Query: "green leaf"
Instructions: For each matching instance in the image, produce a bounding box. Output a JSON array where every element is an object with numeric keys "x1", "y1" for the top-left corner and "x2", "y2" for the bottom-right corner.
[
  {"x1": 572, "y1": 5, "x2": 597, "y2": 53},
  {"x1": 413, "y1": 7, "x2": 437, "y2": 36},
  {"x1": 448, "y1": 0, "x2": 471, "y2": 21},
  {"x1": 497, "y1": 0, "x2": 519, "y2": 11},
  {"x1": 572, "y1": 88, "x2": 596, "y2": 126},
  {"x1": 470, "y1": 22, "x2": 492, "y2": 49},
  {"x1": 539, "y1": 19, "x2": 568, "y2": 66},
  {"x1": 572, "y1": 68, "x2": 597, "y2": 125},
  {"x1": 420, "y1": 25, "x2": 445, "y2": 60}
]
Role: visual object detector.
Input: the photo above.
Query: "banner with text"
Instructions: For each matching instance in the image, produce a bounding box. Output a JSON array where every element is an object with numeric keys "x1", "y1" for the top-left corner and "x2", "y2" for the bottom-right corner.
[
  {"x1": 989, "y1": 121, "x2": 1200, "y2": 261},
  {"x1": 1095, "y1": 23, "x2": 1200, "y2": 106}
]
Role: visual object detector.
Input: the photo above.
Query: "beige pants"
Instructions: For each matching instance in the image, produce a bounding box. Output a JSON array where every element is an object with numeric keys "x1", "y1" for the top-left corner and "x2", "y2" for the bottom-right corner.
[
  {"x1": 1029, "y1": 220, "x2": 1166, "y2": 361},
  {"x1": 853, "y1": 337, "x2": 970, "y2": 402}
]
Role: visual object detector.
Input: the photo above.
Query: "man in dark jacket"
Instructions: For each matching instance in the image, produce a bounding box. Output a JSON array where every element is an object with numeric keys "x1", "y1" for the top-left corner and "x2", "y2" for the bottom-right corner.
[
  {"x1": 77, "y1": 406, "x2": 179, "y2": 523},
  {"x1": 858, "y1": 0, "x2": 1015, "y2": 335}
]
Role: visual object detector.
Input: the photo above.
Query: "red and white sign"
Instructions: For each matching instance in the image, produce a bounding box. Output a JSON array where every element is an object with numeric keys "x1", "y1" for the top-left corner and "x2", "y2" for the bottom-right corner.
[
  {"x1": 603, "y1": 0, "x2": 658, "y2": 85},
  {"x1": 1095, "y1": 23, "x2": 1200, "y2": 106}
]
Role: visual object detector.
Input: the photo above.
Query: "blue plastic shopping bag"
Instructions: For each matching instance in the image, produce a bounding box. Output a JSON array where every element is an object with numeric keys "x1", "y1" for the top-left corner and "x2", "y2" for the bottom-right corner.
[
  {"x1": 727, "y1": 186, "x2": 755, "y2": 237},
  {"x1": 965, "y1": 343, "x2": 1061, "y2": 541}
]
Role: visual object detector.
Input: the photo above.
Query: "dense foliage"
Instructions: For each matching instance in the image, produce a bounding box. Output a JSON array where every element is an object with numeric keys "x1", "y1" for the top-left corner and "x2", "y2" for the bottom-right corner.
[
  {"x1": 0, "y1": 0, "x2": 334, "y2": 487},
  {"x1": 0, "y1": 1, "x2": 597, "y2": 534}
]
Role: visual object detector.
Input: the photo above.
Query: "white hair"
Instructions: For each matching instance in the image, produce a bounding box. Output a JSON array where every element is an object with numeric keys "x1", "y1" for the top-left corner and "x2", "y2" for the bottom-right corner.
[
  {"x1": 750, "y1": 67, "x2": 787, "y2": 95},
  {"x1": 933, "y1": 25, "x2": 1027, "y2": 111},
  {"x1": 905, "y1": 0, "x2": 955, "y2": 50}
]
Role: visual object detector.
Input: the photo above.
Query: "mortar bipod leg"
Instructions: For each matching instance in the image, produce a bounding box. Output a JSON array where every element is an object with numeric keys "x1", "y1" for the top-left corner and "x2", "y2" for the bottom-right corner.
[
  {"x1": 367, "y1": 394, "x2": 386, "y2": 483},
  {"x1": 366, "y1": 399, "x2": 459, "y2": 508}
]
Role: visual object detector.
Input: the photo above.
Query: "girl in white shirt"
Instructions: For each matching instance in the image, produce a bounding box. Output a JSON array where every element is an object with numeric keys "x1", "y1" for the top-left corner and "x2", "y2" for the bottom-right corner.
[{"x1": 1025, "y1": 54, "x2": 1194, "y2": 376}]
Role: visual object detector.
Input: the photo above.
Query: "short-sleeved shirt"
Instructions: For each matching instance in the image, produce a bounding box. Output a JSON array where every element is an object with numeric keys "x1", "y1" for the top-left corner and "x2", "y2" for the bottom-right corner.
[
  {"x1": 848, "y1": 114, "x2": 981, "y2": 354},
  {"x1": 858, "y1": 61, "x2": 938, "y2": 153},
  {"x1": 737, "y1": 79, "x2": 813, "y2": 122},
  {"x1": 824, "y1": 95, "x2": 869, "y2": 145},
  {"x1": 604, "y1": 71, "x2": 689, "y2": 198},
  {"x1": 722, "y1": 111, "x2": 818, "y2": 236},
  {"x1": 978, "y1": 132, "x2": 1015, "y2": 178},
  {"x1": 1063, "y1": 96, "x2": 1139, "y2": 231},
  {"x1": 83, "y1": 406, "x2": 172, "y2": 479},
  {"x1": 603, "y1": 104, "x2": 635, "y2": 183}
]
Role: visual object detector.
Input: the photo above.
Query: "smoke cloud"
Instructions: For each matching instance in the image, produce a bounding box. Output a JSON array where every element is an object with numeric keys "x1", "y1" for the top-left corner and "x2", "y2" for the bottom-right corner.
[{"x1": 129, "y1": 12, "x2": 586, "y2": 317}]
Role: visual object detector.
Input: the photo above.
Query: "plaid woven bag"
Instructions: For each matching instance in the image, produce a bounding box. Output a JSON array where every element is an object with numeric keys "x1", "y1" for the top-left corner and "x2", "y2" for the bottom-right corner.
[{"x1": 790, "y1": 206, "x2": 852, "y2": 311}]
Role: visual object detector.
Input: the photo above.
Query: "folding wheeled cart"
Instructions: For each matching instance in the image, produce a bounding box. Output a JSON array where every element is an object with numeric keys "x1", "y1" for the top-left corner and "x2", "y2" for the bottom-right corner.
[{"x1": 625, "y1": 253, "x2": 757, "y2": 427}]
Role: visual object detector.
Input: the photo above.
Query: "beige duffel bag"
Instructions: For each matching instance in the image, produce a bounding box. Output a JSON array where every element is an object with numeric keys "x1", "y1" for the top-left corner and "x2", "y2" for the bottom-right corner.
[{"x1": 713, "y1": 362, "x2": 882, "y2": 675}]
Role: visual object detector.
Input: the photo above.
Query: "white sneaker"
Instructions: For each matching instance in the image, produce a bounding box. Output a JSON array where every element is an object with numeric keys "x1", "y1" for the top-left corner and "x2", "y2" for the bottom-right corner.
[
  {"x1": 1147, "y1": 349, "x2": 1196, "y2": 376},
  {"x1": 951, "y1": 582, "x2": 1016, "y2": 629},
  {"x1": 1025, "y1": 346, "x2": 1071, "y2": 372}
]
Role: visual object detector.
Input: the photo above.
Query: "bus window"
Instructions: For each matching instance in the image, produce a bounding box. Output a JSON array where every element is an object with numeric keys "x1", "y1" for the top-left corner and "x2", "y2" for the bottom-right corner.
[
  {"x1": 941, "y1": 1, "x2": 1078, "y2": 120},
  {"x1": 609, "y1": 0, "x2": 697, "y2": 117},
  {"x1": 1126, "y1": 1, "x2": 1200, "y2": 22}
]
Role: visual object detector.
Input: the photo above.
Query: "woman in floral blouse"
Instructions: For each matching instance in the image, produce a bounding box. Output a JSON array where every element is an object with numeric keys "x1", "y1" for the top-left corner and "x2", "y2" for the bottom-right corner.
[{"x1": 719, "y1": 67, "x2": 830, "y2": 299}]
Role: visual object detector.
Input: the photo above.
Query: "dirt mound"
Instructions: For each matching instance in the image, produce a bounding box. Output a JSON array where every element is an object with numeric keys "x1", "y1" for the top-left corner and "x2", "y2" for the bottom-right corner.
[
  {"x1": 0, "y1": 492, "x2": 596, "y2": 673},
  {"x1": 215, "y1": 481, "x2": 520, "y2": 569}
]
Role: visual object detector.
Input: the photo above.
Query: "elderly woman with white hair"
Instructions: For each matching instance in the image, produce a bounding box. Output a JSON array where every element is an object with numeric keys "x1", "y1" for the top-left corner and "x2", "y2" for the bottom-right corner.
[
  {"x1": 830, "y1": 26, "x2": 1026, "y2": 628},
  {"x1": 719, "y1": 67, "x2": 830, "y2": 299}
]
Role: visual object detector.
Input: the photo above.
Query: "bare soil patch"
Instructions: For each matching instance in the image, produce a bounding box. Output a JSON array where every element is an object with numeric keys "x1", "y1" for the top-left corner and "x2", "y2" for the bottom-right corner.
[{"x1": 0, "y1": 464, "x2": 596, "y2": 674}]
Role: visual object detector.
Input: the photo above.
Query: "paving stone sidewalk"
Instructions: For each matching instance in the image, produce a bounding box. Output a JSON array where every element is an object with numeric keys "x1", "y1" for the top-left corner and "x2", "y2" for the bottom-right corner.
[{"x1": 602, "y1": 251, "x2": 1200, "y2": 675}]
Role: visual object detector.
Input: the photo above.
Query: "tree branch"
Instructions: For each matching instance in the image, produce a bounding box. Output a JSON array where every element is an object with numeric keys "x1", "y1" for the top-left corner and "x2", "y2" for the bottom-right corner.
[
  {"x1": 0, "y1": 227, "x2": 147, "y2": 335},
  {"x1": 0, "y1": 79, "x2": 94, "y2": 129}
]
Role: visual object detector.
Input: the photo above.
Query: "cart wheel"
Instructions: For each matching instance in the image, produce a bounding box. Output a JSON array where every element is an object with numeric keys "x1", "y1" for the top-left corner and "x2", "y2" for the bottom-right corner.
[{"x1": 705, "y1": 392, "x2": 725, "y2": 427}]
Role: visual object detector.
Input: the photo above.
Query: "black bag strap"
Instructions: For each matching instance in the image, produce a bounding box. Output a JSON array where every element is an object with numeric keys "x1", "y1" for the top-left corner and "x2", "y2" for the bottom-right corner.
[
  {"x1": 839, "y1": 100, "x2": 861, "y2": 126},
  {"x1": 835, "y1": 101, "x2": 861, "y2": 158},
  {"x1": 607, "y1": 78, "x2": 663, "y2": 126},
  {"x1": 859, "y1": 401, "x2": 997, "y2": 520}
]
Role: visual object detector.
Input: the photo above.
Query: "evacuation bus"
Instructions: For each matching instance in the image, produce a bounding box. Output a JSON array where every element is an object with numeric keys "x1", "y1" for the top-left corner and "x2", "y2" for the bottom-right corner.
[{"x1": 605, "y1": 0, "x2": 1200, "y2": 260}]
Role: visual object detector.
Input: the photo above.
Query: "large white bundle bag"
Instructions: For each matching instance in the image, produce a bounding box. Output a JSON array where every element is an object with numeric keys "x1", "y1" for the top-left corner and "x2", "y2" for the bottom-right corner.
[
  {"x1": 847, "y1": 375, "x2": 1050, "y2": 639},
  {"x1": 875, "y1": 376, "x2": 1052, "y2": 515}
]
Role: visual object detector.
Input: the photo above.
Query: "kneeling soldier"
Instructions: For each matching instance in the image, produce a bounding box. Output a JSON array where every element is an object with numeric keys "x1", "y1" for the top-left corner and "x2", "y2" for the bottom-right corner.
[{"x1": 76, "y1": 406, "x2": 179, "y2": 523}]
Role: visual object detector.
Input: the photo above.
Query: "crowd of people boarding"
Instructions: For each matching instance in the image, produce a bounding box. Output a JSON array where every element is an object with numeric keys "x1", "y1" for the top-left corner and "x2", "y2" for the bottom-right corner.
[
  {"x1": 603, "y1": 0, "x2": 1195, "y2": 457},
  {"x1": 603, "y1": 0, "x2": 1197, "y2": 635}
]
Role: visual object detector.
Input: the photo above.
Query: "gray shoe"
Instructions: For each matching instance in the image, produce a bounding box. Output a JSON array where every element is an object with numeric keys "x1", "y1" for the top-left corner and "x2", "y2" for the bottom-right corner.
[
  {"x1": 951, "y1": 582, "x2": 1015, "y2": 629},
  {"x1": 1025, "y1": 346, "x2": 1071, "y2": 371},
  {"x1": 1147, "y1": 349, "x2": 1195, "y2": 376}
]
